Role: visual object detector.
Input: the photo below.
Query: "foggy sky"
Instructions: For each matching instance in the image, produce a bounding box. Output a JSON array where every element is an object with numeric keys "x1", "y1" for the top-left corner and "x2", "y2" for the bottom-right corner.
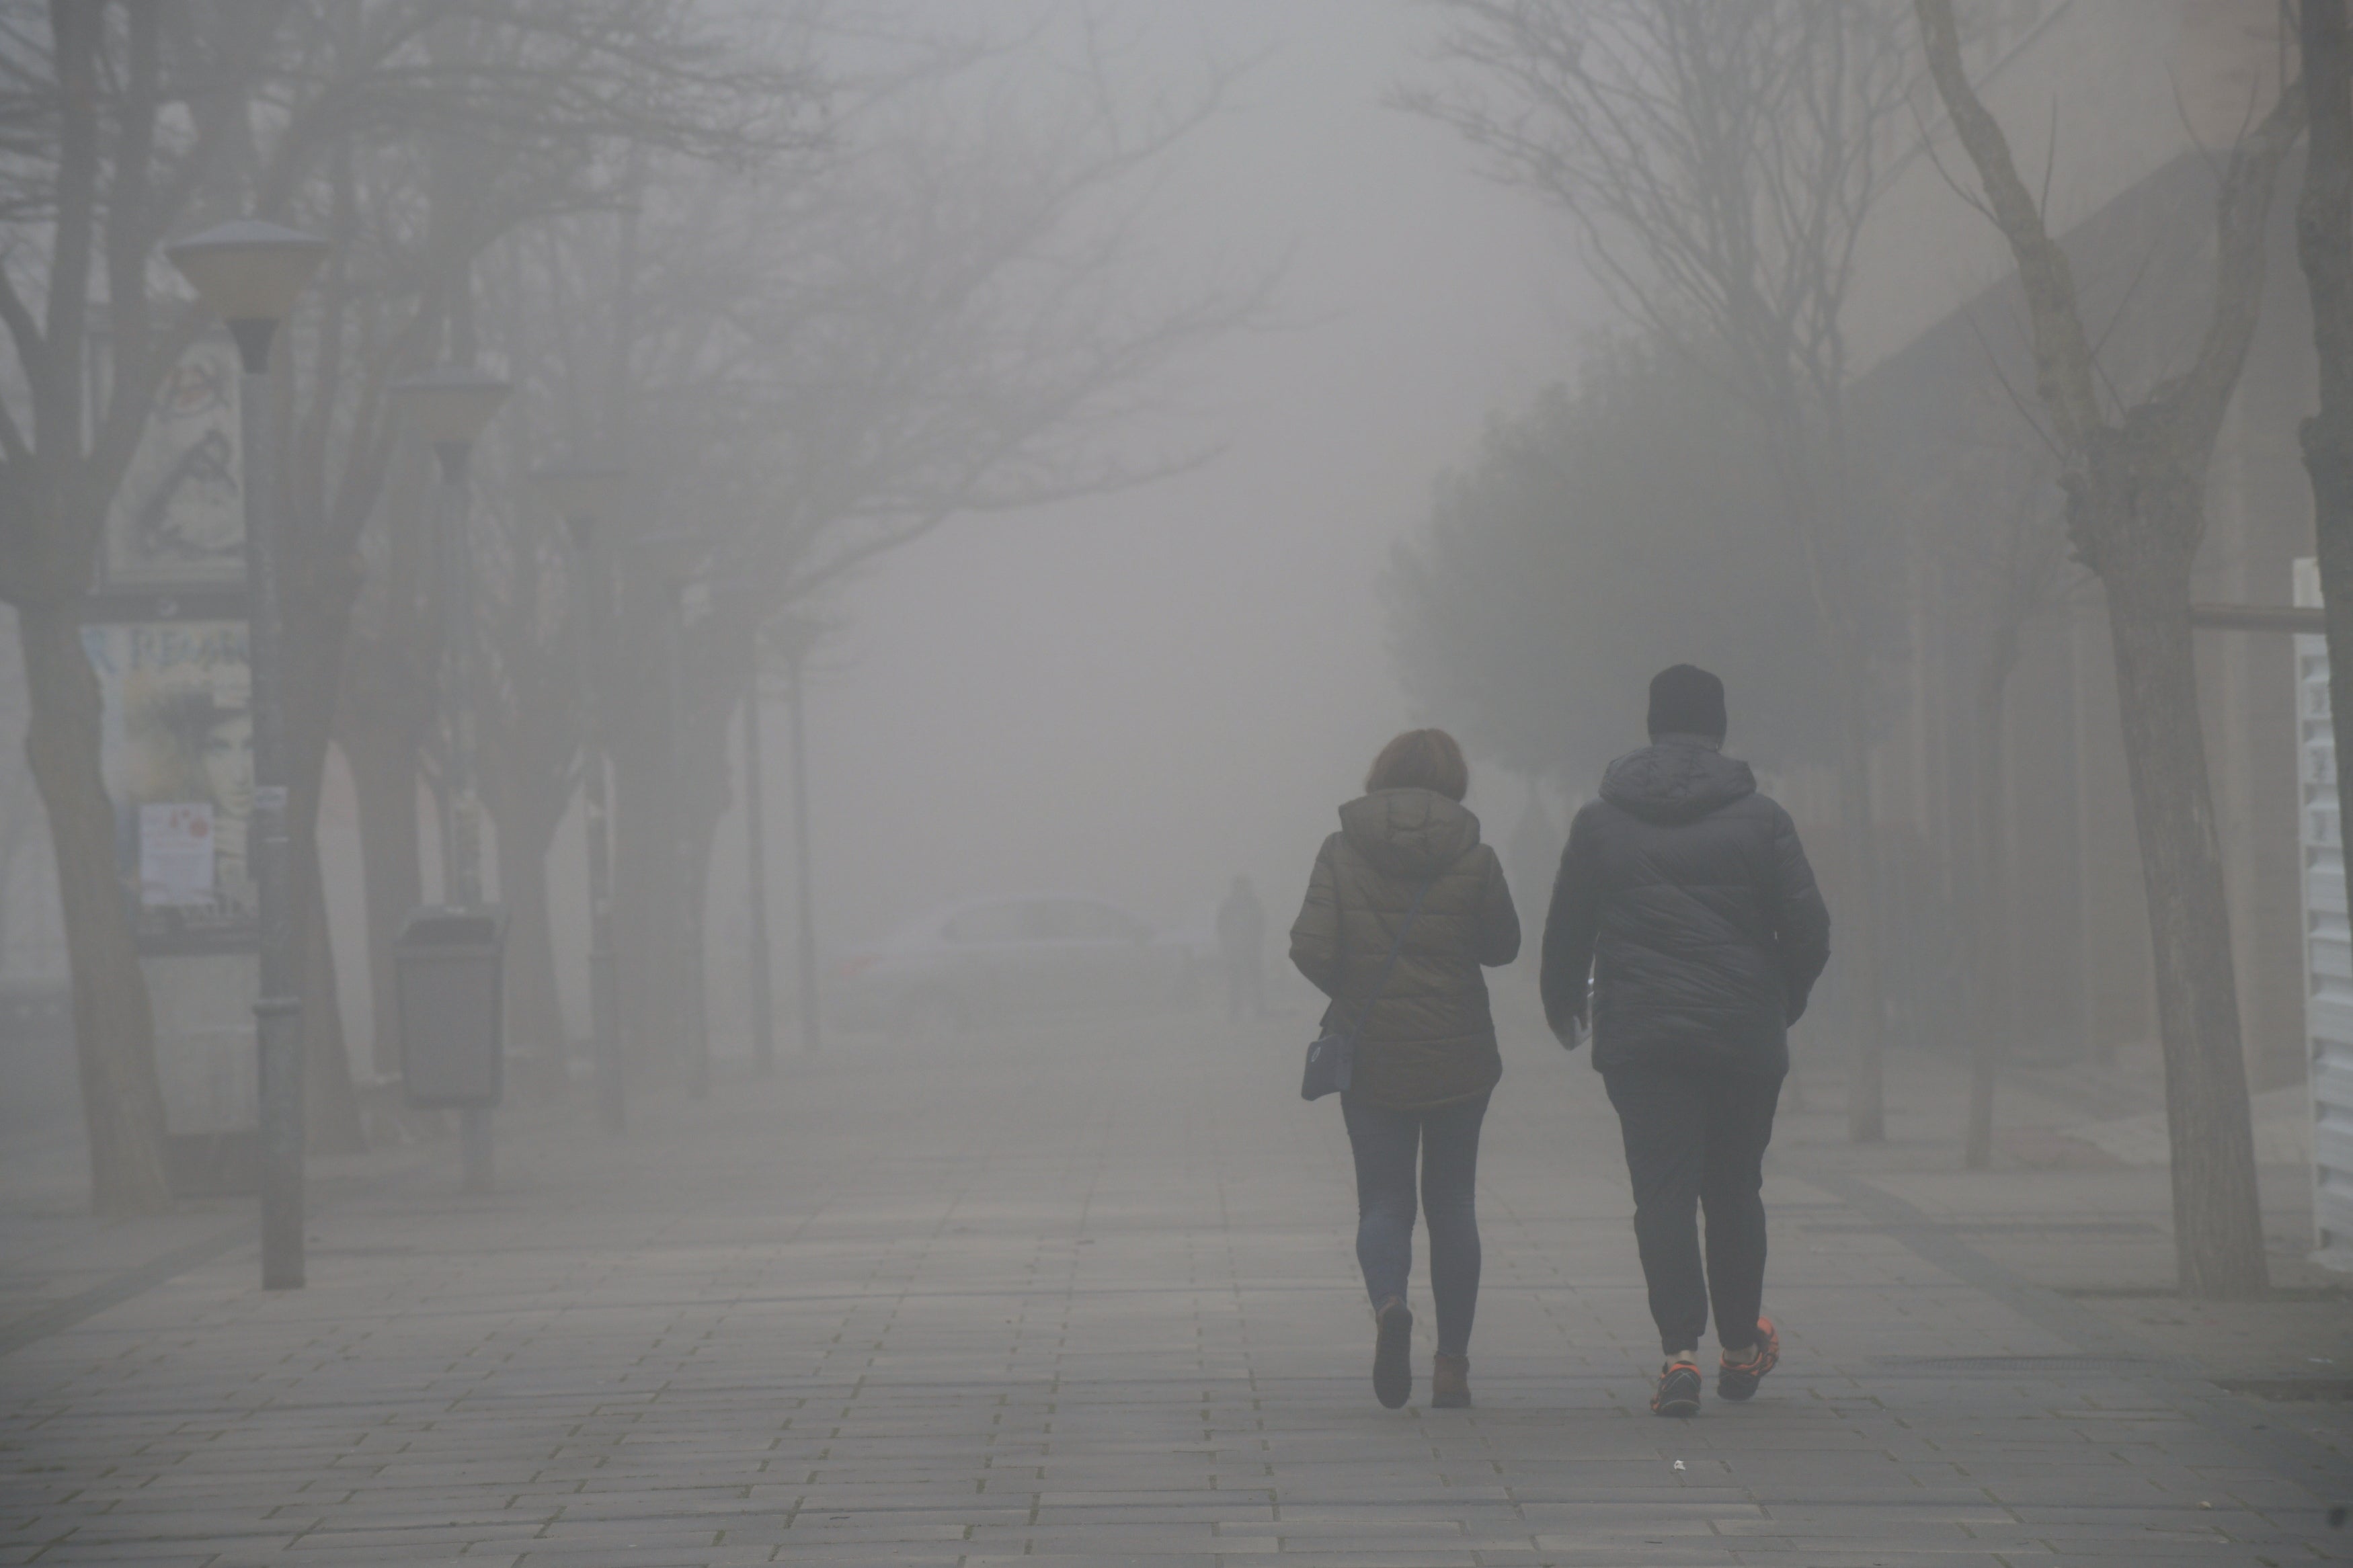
[{"x1": 783, "y1": 1, "x2": 1590, "y2": 958}]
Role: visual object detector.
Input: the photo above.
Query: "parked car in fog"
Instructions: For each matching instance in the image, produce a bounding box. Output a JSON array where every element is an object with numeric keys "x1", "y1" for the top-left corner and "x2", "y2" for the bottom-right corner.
[{"x1": 832, "y1": 894, "x2": 1209, "y2": 1036}]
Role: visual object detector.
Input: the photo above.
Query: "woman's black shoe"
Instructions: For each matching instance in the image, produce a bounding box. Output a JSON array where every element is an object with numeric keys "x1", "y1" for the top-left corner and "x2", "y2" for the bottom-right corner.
[
  {"x1": 1431, "y1": 1352, "x2": 1471, "y2": 1408},
  {"x1": 1372, "y1": 1296, "x2": 1414, "y2": 1409}
]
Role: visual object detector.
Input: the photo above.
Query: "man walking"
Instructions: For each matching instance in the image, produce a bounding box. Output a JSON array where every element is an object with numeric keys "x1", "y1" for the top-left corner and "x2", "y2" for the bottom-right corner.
[
  {"x1": 1541, "y1": 665, "x2": 1830, "y2": 1417},
  {"x1": 1217, "y1": 874, "x2": 1267, "y2": 1021}
]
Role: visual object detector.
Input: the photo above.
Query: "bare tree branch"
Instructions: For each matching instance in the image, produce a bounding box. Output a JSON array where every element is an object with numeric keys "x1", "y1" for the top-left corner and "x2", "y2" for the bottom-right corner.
[{"x1": 1913, "y1": 0, "x2": 2106, "y2": 450}]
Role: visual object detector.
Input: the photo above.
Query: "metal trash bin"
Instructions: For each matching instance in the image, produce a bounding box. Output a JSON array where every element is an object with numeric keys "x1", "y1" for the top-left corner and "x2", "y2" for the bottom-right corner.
[{"x1": 395, "y1": 906, "x2": 506, "y2": 1108}]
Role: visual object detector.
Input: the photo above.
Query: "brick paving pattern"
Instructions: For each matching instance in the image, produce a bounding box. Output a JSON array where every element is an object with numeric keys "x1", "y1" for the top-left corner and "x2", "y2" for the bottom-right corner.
[{"x1": 3, "y1": 1012, "x2": 2349, "y2": 1565}]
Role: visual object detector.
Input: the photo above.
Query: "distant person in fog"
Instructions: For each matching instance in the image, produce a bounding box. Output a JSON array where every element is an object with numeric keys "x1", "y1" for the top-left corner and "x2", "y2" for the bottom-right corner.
[
  {"x1": 1291, "y1": 729, "x2": 1519, "y2": 1410},
  {"x1": 1541, "y1": 665, "x2": 1829, "y2": 1418},
  {"x1": 1217, "y1": 875, "x2": 1268, "y2": 1020}
]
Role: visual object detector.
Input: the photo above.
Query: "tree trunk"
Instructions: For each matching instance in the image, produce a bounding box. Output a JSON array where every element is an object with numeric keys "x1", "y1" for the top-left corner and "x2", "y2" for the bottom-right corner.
[
  {"x1": 684, "y1": 761, "x2": 731, "y2": 1075},
  {"x1": 608, "y1": 725, "x2": 666, "y2": 1075},
  {"x1": 295, "y1": 816, "x2": 365, "y2": 1154},
  {"x1": 284, "y1": 597, "x2": 362, "y2": 1151},
  {"x1": 344, "y1": 723, "x2": 423, "y2": 1080},
  {"x1": 1913, "y1": 0, "x2": 2284, "y2": 1296},
  {"x1": 0, "y1": 823, "x2": 26, "y2": 965},
  {"x1": 603, "y1": 580, "x2": 721, "y2": 1085},
  {"x1": 1778, "y1": 399, "x2": 1884, "y2": 1145},
  {"x1": 2101, "y1": 520, "x2": 2269, "y2": 1296},
  {"x1": 286, "y1": 580, "x2": 366, "y2": 1155},
  {"x1": 682, "y1": 786, "x2": 713, "y2": 1091},
  {"x1": 18, "y1": 602, "x2": 172, "y2": 1214},
  {"x1": 1963, "y1": 665, "x2": 2011, "y2": 1170},
  {"x1": 492, "y1": 791, "x2": 566, "y2": 1061},
  {"x1": 678, "y1": 645, "x2": 748, "y2": 1084},
  {"x1": 1835, "y1": 696, "x2": 1886, "y2": 1143}
]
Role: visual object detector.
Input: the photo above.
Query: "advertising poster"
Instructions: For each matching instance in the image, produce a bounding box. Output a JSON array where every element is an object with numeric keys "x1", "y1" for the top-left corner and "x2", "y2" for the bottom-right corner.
[
  {"x1": 83, "y1": 620, "x2": 255, "y2": 943},
  {"x1": 139, "y1": 802, "x2": 216, "y2": 906},
  {"x1": 100, "y1": 337, "x2": 245, "y2": 591}
]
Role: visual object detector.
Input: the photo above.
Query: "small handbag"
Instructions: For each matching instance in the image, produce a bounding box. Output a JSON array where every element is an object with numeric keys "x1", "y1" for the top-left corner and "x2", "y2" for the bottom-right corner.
[{"x1": 1301, "y1": 878, "x2": 1433, "y2": 1102}]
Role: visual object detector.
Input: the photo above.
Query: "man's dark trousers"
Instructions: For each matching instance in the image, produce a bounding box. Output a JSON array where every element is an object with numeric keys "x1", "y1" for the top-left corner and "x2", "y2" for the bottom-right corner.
[{"x1": 1602, "y1": 1065, "x2": 1782, "y2": 1355}]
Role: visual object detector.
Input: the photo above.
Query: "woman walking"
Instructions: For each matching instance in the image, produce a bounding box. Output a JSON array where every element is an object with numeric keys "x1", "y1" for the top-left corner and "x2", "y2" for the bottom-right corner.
[{"x1": 1290, "y1": 729, "x2": 1519, "y2": 1409}]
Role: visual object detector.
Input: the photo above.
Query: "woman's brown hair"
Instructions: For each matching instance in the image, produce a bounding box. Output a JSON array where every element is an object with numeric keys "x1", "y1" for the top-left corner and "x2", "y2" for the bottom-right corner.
[{"x1": 1365, "y1": 728, "x2": 1469, "y2": 801}]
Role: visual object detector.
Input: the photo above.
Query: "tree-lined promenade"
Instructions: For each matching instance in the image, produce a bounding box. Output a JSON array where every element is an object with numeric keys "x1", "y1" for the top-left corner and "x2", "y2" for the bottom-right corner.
[
  {"x1": 0, "y1": 0, "x2": 2348, "y2": 1319},
  {"x1": 1393, "y1": 0, "x2": 2340, "y2": 1298},
  {"x1": 0, "y1": 1, "x2": 1257, "y2": 1232}
]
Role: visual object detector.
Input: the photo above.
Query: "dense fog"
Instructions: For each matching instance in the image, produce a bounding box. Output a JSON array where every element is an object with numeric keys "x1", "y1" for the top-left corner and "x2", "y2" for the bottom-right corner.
[
  {"x1": 13, "y1": 6, "x2": 2353, "y2": 1562},
  {"x1": 788, "y1": 2, "x2": 1581, "y2": 960},
  {"x1": 0, "y1": 0, "x2": 2335, "y2": 1293}
]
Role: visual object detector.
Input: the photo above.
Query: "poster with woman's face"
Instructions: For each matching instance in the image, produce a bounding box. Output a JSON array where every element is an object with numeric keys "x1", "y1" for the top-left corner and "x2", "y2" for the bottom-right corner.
[
  {"x1": 81, "y1": 620, "x2": 256, "y2": 942},
  {"x1": 101, "y1": 338, "x2": 245, "y2": 591}
]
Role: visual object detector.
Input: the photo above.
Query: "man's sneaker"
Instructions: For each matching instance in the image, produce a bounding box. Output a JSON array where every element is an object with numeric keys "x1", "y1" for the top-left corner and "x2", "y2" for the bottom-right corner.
[
  {"x1": 1716, "y1": 1317, "x2": 1780, "y2": 1402},
  {"x1": 1372, "y1": 1296, "x2": 1414, "y2": 1409},
  {"x1": 1650, "y1": 1354, "x2": 1702, "y2": 1417}
]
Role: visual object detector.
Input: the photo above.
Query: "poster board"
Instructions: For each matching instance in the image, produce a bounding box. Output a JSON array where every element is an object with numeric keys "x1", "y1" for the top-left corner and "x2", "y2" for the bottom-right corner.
[
  {"x1": 99, "y1": 337, "x2": 245, "y2": 591},
  {"x1": 81, "y1": 618, "x2": 256, "y2": 949},
  {"x1": 81, "y1": 336, "x2": 262, "y2": 1184}
]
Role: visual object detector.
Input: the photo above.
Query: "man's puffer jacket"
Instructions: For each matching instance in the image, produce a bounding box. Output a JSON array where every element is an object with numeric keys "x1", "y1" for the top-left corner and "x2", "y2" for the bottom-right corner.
[
  {"x1": 1289, "y1": 788, "x2": 1520, "y2": 1110},
  {"x1": 1540, "y1": 739, "x2": 1831, "y2": 1077}
]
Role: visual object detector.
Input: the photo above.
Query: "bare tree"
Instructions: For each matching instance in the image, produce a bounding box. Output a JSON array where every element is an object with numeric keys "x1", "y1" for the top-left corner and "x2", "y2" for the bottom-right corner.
[
  {"x1": 1402, "y1": 0, "x2": 1918, "y2": 1140},
  {"x1": 1915, "y1": 432, "x2": 2071, "y2": 1168},
  {"x1": 0, "y1": 611, "x2": 55, "y2": 981},
  {"x1": 1915, "y1": 0, "x2": 2299, "y2": 1296},
  {"x1": 0, "y1": 2, "x2": 286, "y2": 1211},
  {"x1": 335, "y1": 439, "x2": 435, "y2": 1080},
  {"x1": 471, "y1": 478, "x2": 580, "y2": 1062},
  {"x1": 651, "y1": 69, "x2": 1263, "y2": 988},
  {"x1": 0, "y1": 0, "x2": 815, "y2": 1196},
  {"x1": 318, "y1": 4, "x2": 817, "y2": 1112},
  {"x1": 1384, "y1": 334, "x2": 1842, "y2": 788},
  {"x1": 432, "y1": 29, "x2": 1270, "y2": 1089},
  {"x1": 216, "y1": 0, "x2": 812, "y2": 1141}
]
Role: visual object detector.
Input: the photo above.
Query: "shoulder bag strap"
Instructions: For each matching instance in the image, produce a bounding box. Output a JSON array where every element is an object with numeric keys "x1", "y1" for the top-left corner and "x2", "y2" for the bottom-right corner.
[{"x1": 1339, "y1": 876, "x2": 1433, "y2": 1037}]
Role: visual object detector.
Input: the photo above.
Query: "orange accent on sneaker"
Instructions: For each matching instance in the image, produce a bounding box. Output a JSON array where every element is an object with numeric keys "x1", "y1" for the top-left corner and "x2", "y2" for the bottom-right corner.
[
  {"x1": 1716, "y1": 1316, "x2": 1779, "y2": 1401},
  {"x1": 1651, "y1": 1355, "x2": 1702, "y2": 1417}
]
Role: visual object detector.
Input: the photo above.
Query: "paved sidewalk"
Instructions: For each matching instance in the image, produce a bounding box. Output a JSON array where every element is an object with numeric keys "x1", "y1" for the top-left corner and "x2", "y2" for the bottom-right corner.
[{"x1": 3, "y1": 1012, "x2": 2350, "y2": 1566}]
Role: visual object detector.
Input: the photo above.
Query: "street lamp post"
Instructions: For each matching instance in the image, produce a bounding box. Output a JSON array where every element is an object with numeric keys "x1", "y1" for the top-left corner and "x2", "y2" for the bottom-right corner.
[
  {"x1": 670, "y1": 574, "x2": 711, "y2": 1099},
  {"x1": 779, "y1": 624, "x2": 823, "y2": 1059},
  {"x1": 534, "y1": 462, "x2": 627, "y2": 1133},
  {"x1": 391, "y1": 366, "x2": 510, "y2": 1194},
  {"x1": 165, "y1": 219, "x2": 331, "y2": 1291}
]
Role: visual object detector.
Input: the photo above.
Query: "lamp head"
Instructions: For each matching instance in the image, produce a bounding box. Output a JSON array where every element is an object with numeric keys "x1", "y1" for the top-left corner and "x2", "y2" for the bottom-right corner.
[
  {"x1": 390, "y1": 365, "x2": 512, "y2": 453},
  {"x1": 530, "y1": 461, "x2": 629, "y2": 544},
  {"x1": 165, "y1": 219, "x2": 331, "y2": 372},
  {"x1": 766, "y1": 612, "x2": 822, "y2": 664},
  {"x1": 631, "y1": 528, "x2": 706, "y2": 597}
]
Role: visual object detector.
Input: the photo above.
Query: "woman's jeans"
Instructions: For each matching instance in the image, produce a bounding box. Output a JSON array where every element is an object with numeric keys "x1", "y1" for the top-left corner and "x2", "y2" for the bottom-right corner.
[{"x1": 1341, "y1": 1091, "x2": 1490, "y2": 1357}]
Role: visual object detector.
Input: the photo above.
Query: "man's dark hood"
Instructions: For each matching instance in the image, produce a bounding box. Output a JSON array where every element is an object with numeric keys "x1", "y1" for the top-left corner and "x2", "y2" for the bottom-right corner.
[
  {"x1": 1599, "y1": 740, "x2": 1757, "y2": 825},
  {"x1": 1338, "y1": 788, "x2": 1482, "y2": 878}
]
